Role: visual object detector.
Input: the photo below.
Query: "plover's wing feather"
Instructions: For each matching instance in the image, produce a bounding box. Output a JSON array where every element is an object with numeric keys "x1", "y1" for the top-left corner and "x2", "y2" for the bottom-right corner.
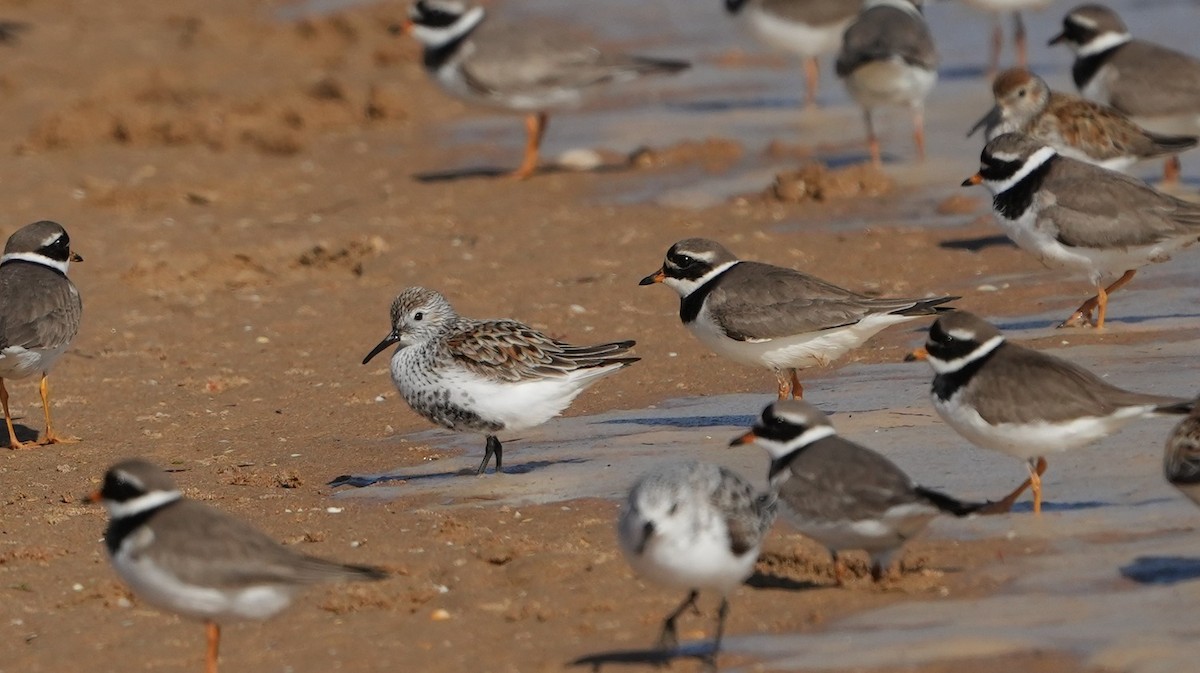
[
  {"x1": 1043, "y1": 164, "x2": 1200, "y2": 248},
  {"x1": 444, "y1": 320, "x2": 636, "y2": 381},
  {"x1": 0, "y1": 267, "x2": 81, "y2": 350},
  {"x1": 779, "y1": 436, "x2": 926, "y2": 521},
  {"x1": 969, "y1": 343, "x2": 1188, "y2": 425},
  {"x1": 463, "y1": 24, "x2": 684, "y2": 98},
  {"x1": 1044, "y1": 94, "x2": 1198, "y2": 160},
  {"x1": 708, "y1": 262, "x2": 948, "y2": 340},
  {"x1": 143, "y1": 501, "x2": 385, "y2": 588},
  {"x1": 1107, "y1": 42, "x2": 1200, "y2": 116},
  {"x1": 836, "y1": 5, "x2": 936, "y2": 76}
]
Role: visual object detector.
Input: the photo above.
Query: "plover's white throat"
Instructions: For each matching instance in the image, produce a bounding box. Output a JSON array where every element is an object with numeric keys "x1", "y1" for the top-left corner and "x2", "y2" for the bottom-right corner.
[
  {"x1": 89, "y1": 459, "x2": 387, "y2": 673},
  {"x1": 908, "y1": 311, "x2": 1194, "y2": 514},
  {"x1": 968, "y1": 68, "x2": 1197, "y2": 171},
  {"x1": 617, "y1": 461, "x2": 775, "y2": 663},
  {"x1": 732, "y1": 399, "x2": 983, "y2": 583},
  {"x1": 835, "y1": 0, "x2": 938, "y2": 166},
  {"x1": 640, "y1": 237, "x2": 955, "y2": 400},
  {"x1": 1049, "y1": 3, "x2": 1200, "y2": 183},
  {"x1": 399, "y1": 0, "x2": 689, "y2": 179},
  {"x1": 363, "y1": 286, "x2": 638, "y2": 474},
  {"x1": 964, "y1": 133, "x2": 1200, "y2": 329},
  {"x1": 0, "y1": 220, "x2": 83, "y2": 449}
]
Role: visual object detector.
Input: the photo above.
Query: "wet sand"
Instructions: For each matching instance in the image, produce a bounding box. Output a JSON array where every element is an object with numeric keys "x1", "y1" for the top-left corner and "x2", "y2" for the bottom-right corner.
[{"x1": 2, "y1": 0, "x2": 1200, "y2": 672}]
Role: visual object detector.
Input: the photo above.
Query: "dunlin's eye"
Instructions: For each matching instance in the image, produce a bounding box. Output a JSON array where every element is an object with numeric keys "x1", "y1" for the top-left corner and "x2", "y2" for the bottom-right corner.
[
  {"x1": 413, "y1": 311, "x2": 424, "y2": 321},
  {"x1": 1018, "y1": 88, "x2": 1027, "y2": 98}
]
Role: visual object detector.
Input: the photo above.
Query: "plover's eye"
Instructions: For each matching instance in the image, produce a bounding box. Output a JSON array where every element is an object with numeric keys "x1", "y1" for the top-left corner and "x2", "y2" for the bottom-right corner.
[{"x1": 413, "y1": 311, "x2": 424, "y2": 321}]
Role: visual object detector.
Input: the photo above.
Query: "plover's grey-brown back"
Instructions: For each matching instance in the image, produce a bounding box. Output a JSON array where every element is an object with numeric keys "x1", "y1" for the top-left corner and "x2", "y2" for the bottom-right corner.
[
  {"x1": 0, "y1": 220, "x2": 83, "y2": 449},
  {"x1": 401, "y1": 0, "x2": 689, "y2": 179},
  {"x1": 617, "y1": 461, "x2": 775, "y2": 663},
  {"x1": 89, "y1": 459, "x2": 387, "y2": 673},
  {"x1": 732, "y1": 399, "x2": 981, "y2": 582},
  {"x1": 363, "y1": 286, "x2": 638, "y2": 474}
]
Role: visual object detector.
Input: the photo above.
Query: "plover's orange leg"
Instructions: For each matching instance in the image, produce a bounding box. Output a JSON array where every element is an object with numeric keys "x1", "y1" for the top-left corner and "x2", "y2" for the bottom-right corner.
[
  {"x1": 803, "y1": 56, "x2": 820, "y2": 109},
  {"x1": 912, "y1": 106, "x2": 926, "y2": 162},
  {"x1": 511, "y1": 112, "x2": 548, "y2": 180},
  {"x1": 38, "y1": 373, "x2": 77, "y2": 445},
  {"x1": 863, "y1": 109, "x2": 882, "y2": 167},
  {"x1": 1059, "y1": 294, "x2": 1098, "y2": 328},
  {"x1": 206, "y1": 622, "x2": 221, "y2": 673},
  {"x1": 0, "y1": 379, "x2": 34, "y2": 450},
  {"x1": 981, "y1": 456, "x2": 1047, "y2": 513},
  {"x1": 1028, "y1": 457, "x2": 1046, "y2": 515},
  {"x1": 775, "y1": 373, "x2": 791, "y2": 400},
  {"x1": 1094, "y1": 269, "x2": 1136, "y2": 330},
  {"x1": 988, "y1": 14, "x2": 1003, "y2": 77},
  {"x1": 1013, "y1": 11, "x2": 1028, "y2": 68},
  {"x1": 789, "y1": 369, "x2": 804, "y2": 400},
  {"x1": 1164, "y1": 156, "x2": 1182, "y2": 185}
]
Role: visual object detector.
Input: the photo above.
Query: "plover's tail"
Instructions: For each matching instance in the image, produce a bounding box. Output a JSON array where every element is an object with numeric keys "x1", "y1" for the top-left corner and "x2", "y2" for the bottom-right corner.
[{"x1": 914, "y1": 485, "x2": 986, "y2": 517}]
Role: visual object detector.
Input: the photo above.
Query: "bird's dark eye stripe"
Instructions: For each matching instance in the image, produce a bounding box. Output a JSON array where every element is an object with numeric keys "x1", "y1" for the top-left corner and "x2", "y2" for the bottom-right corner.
[{"x1": 979, "y1": 157, "x2": 1021, "y2": 182}]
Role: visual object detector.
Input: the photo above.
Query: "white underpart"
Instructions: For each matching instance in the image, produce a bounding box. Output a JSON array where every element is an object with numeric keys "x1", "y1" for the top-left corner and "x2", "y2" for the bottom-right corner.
[
  {"x1": 992, "y1": 199, "x2": 1191, "y2": 285},
  {"x1": 864, "y1": 0, "x2": 921, "y2": 15},
  {"x1": 932, "y1": 390, "x2": 1161, "y2": 461},
  {"x1": 391, "y1": 348, "x2": 624, "y2": 431},
  {"x1": 844, "y1": 58, "x2": 936, "y2": 110},
  {"x1": 409, "y1": 6, "x2": 484, "y2": 49},
  {"x1": 0, "y1": 252, "x2": 70, "y2": 275},
  {"x1": 981, "y1": 145, "x2": 1057, "y2": 195},
  {"x1": 689, "y1": 307, "x2": 919, "y2": 372},
  {"x1": 782, "y1": 501, "x2": 938, "y2": 558},
  {"x1": 1130, "y1": 113, "x2": 1200, "y2": 138},
  {"x1": 1076, "y1": 31, "x2": 1131, "y2": 57},
  {"x1": 112, "y1": 527, "x2": 295, "y2": 622},
  {"x1": 619, "y1": 501, "x2": 757, "y2": 594},
  {"x1": 103, "y1": 490, "x2": 181, "y2": 519},
  {"x1": 961, "y1": 0, "x2": 1049, "y2": 13},
  {"x1": 0, "y1": 343, "x2": 69, "y2": 380},
  {"x1": 661, "y1": 260, "x2": 737, "y2": 299},
  {"x1": 743, "y1": 7, "x2": 851, "y2": 58},
  {"x1": 926, "y1": 335, "x2": 1004, "y2": 375}
]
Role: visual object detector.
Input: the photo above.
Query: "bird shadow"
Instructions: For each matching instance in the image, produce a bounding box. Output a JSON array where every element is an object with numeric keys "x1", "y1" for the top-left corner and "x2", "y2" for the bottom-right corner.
[
  {"x1": 937, "y1": 235, "x2": 1015, "y2": 252},
  {"x1": 326, "y1": 458, "x2": 588, "y2": 487},
  {"x1": 412, "y1": 160, "x2": 634, "y2": 184},
  {"x1": 569, "y1": 642, "x2": 715, "y2": 672},
  {"x1": 746, "y1": 570, "x2": 823, "y2": 592},
  {"x1": 994, "y1": 311, "x2": 1200, "y2": 332},
  {"x1": 600, "y1": 415, "x2": 756, "y2": 429},
  {"x1": 665, "y1": 96, "x2": 801, "y2": 113},
  {"x1": 1007, "y1": 499, "x2": 1110, "y2": 513},
  {"x1": 1120, "y1": 556, "x2": 1200, "y2": 585}
]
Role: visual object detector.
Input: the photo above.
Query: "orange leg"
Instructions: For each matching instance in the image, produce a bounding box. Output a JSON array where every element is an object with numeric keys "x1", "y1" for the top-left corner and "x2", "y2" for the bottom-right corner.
[
  {"x1": 0, "y1": 378, "x2": 33, "y2": 450},
  {"x1": 38, "y1": 373, "x2": 77, "y2": 445},
  {"x1": 1013, "y1": 12, "x2": 1027, "y2": 68},
  {"x1": 832, "y1": 552, "x2": 846, "y2": 587},
  {"x1": 206, "y1": 622, "x2": 220, "y2": 673},
  {"x1": 511, "y1": 112, "x2": 548, "y2": 180},
  {"x1": 863, "y1": 109, "x2": 881, "y2": 167},
  {"x1": 1164, "y1": 156, "x2": 1182, "y2": 185},
  {"x1": 981, "y1": 456, "x2": 1047, "y2": 514},
  {"x1": 988, "y1": 15, "x2": 1003, "y2": 77},
  {"x1": 803, "y1": 56, "x2": 820, "y2": 110},
  {"x1": 789, "y1": 369, "x2": 804, "y2": 400},
  {"x1": 912, "y1": 106, "x2": 926, "y2": 162},
  {"x1": 775, "y1": 373, "x2": 791, "y2": 400},
  {"x1": 1059, "y1": 270, "x2": 1136, "y2": 328}
]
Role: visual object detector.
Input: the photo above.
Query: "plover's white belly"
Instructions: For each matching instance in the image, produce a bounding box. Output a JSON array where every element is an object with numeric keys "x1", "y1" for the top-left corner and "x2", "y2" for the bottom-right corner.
[
  {"x1": 844, "y1": 58, "x2": 937, "y2": 109},
  {"x1": 745, "y1": 10, "x2": 850, "y2": 58},
  {"x1": 782, "y1": 503, "x2": 936, "y2": 554},
  {"x1": 689, "y1": 309, "x2": 915, "y2": 372},
  {"x1": 933, "y1": 391, "x2": 1155, "y2": 460},
  {"x1": 1000, "y1": 210, "x2": 1184, "y2": 284},
  {"x1": 625, "y1": 526, "x2": 756, "y2": 594},
  {"x1": 0, "y1": 343, "x2": 67, "y2": 380},
  {"x1": 114, "y1": 547, "x2": 294, "y2": 622}
]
